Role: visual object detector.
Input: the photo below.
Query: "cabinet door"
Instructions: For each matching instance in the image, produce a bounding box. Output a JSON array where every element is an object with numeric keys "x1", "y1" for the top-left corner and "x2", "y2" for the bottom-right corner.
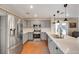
[
  {"x1": 41, "y1": 32, "x2": 46, "y2": 40},
  {"x1": 28, "y1": 32, "x2": 33, "y2": 40},
  {"x1": 48, "y1": 37, "x2": 63, "y2": 54},
  {"x1": 50, "y1": 40, "x2": 63, "y2": 54},
  {"x1": 23, "y1": 33, "x2": 28, "y2": 44},
  {"x1": 48, "y1": 37, "x2": 54, "y2": 54},
  {"x1": 55, "y1": 46, "x2": 63, "y2": 54}
]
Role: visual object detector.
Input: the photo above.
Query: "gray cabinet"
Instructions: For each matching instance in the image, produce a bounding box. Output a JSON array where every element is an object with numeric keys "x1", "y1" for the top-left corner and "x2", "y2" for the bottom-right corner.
[
  {"x1": 28, "y1": 32, "x2": 33, "y2": 40},
  {"x1": 48, "y1": 37, "x2": 55, "y2": 54},
  {"x1": 48, "y1": 37, "x2": 63, "y2": 54},
  {"x1": 23, "y1": 33, "x2": 28, "y2": 44},
  {"x1": 41, "y1": 32, "x2": 47, "y2": 40},
  {"x1": 23, "y1": 32, "x2": 33, "y2": 43}
]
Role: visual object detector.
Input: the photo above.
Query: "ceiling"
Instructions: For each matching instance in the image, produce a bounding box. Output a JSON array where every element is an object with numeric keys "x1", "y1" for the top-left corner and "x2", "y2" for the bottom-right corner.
[{"x1": 0, "y1": 4, "x2": 79, "y2": 18}]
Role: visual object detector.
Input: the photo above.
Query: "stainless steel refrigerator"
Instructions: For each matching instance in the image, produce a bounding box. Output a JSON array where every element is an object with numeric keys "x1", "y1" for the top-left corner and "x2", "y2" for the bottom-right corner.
[{"x1": 7, "y1": 14, "x2": 23, "y2": 54}]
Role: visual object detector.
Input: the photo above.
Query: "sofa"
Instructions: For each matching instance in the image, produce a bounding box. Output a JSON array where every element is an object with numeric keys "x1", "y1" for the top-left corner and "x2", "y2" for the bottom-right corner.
[{"x1": 72, "y1": 31, "x2": 79, "y2": 38}]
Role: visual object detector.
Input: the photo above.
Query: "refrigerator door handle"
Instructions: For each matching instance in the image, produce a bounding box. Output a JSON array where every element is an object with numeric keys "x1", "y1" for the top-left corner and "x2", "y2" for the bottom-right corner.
[{"x1": 10, "y1": 29, "x2": 16, "y2": 36}]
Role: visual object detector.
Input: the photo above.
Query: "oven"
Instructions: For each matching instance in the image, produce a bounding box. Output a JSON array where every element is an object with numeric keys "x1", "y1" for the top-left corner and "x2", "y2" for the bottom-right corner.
[
  {"x1": 33, "y1": 34, "x2": 40, "y2": 38},
  {"x1": 33, "y1": 24, "x2": 41, "y2": 39}
]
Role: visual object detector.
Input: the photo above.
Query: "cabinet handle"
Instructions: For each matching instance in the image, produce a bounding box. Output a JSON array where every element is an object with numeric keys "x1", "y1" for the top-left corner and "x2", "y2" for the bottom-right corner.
[{"x1": 56, "y1": 47, "x2": 58, "y2": 50}]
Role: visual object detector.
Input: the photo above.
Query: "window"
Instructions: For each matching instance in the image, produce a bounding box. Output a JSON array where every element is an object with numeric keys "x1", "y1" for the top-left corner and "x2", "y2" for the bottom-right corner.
[{"x1": 55, "y1": 22, "x2": 68, "y2": 35}]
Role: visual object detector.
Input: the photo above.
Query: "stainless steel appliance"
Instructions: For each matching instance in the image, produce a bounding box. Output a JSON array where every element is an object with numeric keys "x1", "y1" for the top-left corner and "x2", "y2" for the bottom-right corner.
[
  {"x1": 8, "y1": 15, "x2": 23, "y2": 54},
  {"x1": 33, "y1": 24, "x2": 41, "y2": 39}
]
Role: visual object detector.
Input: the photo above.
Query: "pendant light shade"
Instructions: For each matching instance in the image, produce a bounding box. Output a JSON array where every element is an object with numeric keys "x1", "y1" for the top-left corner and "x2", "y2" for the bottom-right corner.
[
  {"x1": 64, "y1": 18, "x2": 67, "y2": 21},
  {"x1": 64, "y1": 4, "x2": 68, "y2": 21},
  {"x1": 57, "y1": 20, "x2": 59, "y2": 23}
]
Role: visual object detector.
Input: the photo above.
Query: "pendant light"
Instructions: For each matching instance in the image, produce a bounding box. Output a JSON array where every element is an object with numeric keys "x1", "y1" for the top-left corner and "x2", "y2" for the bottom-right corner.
[
  {"x1": 53, "y1": 14, "x2": 55, "y2": 24},
  {"x1": 64, "y1": 4, "x2": 68, "y2": 21},
  {"x1": 57, "y1": 20, "x2": 59, "y2": 23},
  {"x1": 57, "y1": 10, "x2": 60, "y2": 23}
]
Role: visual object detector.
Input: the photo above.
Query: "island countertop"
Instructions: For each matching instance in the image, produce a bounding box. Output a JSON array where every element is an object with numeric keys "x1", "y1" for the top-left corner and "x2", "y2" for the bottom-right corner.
[{"x1": 46, "y1": 32, "x2": 79, "y2": 54}]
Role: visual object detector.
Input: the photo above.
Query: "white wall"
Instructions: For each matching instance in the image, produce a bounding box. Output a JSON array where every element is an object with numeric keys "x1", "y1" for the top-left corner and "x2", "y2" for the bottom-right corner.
[{"x1": 68, "y1": 18, "x2": 78, "y2": 35}]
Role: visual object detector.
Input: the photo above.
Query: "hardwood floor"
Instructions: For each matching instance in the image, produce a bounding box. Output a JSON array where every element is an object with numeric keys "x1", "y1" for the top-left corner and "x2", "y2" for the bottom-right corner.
[{"x1": 21, "y1": 40, "x2": 50, "y2": 54}]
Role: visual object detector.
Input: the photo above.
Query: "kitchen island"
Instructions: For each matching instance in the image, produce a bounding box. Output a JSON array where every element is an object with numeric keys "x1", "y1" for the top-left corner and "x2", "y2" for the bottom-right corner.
[{"x1": 47, "y1": 32, "x2": 79, "y2": 54}]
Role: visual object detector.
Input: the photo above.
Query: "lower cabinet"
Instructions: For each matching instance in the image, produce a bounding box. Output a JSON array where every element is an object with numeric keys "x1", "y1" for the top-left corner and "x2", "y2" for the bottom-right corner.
[
  {"x1": 23, "y1": 33, "x2": 28, "y2": 44},
  {"x1": 48, "y1": 37, "x2": 63, "y2": 54},
  {"x1": 41, "y1": 32, "x2": 47, "y2": 40},
  {"x1": 48, "y1": 37, "x2": 54, "y2": 54},
  {"x1": 28, "y1": 32, "x2": 33, "y2": 40},
  {"x1": 23, "y1": 32, "x2": 33, "y2": 43}
]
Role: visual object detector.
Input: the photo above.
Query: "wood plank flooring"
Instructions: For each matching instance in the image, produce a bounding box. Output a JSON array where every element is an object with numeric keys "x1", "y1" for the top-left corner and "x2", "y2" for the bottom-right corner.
[{"x1": 21, "y1": 40, "x2": 50, "y2": 54}]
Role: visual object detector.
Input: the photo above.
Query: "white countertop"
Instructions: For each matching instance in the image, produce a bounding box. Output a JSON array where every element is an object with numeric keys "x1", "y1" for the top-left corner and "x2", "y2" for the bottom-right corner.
[
  {"x1": 46, "y1": 32, "x2": 79, "y2": 54},
  {"x1": 23, "y1": 28, "x2": 51, "y2": 34}
]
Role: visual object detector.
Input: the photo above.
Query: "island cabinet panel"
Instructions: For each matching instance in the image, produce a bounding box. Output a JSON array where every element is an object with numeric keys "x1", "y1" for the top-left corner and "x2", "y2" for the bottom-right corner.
[
  {"x1": 48, "y1": 37, "x2": 63, "y2": 54},
  {"x1": 48, "y1": 37, "x2": 54, "y2": 54}
]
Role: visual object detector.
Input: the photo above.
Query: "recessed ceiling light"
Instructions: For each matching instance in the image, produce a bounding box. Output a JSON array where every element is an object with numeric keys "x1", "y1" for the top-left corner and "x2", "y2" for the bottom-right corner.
[{"x1": 30, "y1": 5, "x2": 33, "y2": 9}]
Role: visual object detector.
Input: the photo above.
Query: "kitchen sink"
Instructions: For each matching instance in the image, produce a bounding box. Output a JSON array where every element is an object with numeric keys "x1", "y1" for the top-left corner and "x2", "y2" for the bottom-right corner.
[{"x1": 52, "y1": 34, "x2": 64, "y2": 39}]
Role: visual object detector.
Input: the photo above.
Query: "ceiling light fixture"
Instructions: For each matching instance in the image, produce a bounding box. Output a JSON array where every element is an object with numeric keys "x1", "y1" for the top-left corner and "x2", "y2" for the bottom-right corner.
[
  {"x1": 30, "y1": 5, "x2": 33, "y2": 9},
  {"x1": 64, "y1": 4, "x2": 68, "y2": 21}
]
